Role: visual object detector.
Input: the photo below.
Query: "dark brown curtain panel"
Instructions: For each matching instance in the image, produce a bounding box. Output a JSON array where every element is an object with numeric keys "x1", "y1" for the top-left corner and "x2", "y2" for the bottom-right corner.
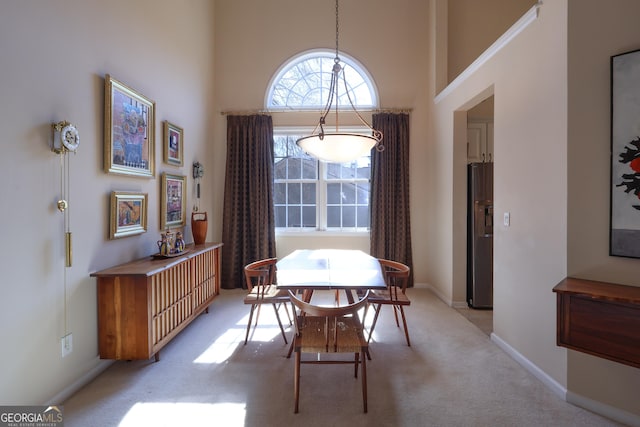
[
  {"x1": 221, "y1": 115, "x2": 276, "y2": 289},
  {"x1": 370, "y1": 112, "x2": 414, "y2": 286}
]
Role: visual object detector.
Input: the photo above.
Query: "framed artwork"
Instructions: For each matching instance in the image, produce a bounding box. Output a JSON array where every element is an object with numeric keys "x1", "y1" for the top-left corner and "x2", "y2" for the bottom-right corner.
[
  {"x1": 110, "y1": 191, "x2": 148, "y2": 239},
  {"x1": 163, "y1": 121, "x2": 184, "y2": 166},
  {"x1": 104, "y1": 74, "x2": 155, "y2": 178},
  {"x1": 610, "y1": 48, "x2": 640, "y2": 258},
  {"x1": 161, "y1": 173, "x2": 186, "y2": 229}
]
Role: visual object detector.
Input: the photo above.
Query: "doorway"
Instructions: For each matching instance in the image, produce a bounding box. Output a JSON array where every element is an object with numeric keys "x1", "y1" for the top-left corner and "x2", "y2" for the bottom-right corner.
[{"x1": 464, "y1": 96, "x2": 494, "y2": 334}]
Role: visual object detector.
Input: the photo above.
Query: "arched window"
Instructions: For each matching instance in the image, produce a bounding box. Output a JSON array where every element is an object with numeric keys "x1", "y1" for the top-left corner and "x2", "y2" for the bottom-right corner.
[
  {"x1": 266, "y1": 50, "x2": 378, "y2": 110},
  {"x1": 269, "y1": 50, "x2": 377, "y2": 232}
]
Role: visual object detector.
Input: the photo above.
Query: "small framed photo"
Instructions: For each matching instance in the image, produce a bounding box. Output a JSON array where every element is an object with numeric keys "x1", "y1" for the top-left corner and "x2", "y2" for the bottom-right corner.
[
  {"x1": 104, "y1": 74, "x2": 155, "y2": 178},
  {"x1": 163, "y1": 121, "x2": 184, "y2": 166},
  {"x1": 161, "y1": 173, "x2": 186, "y2": 229},
  {"x1": 110, "y1": 191, "x2": 148, "y2": 239}
]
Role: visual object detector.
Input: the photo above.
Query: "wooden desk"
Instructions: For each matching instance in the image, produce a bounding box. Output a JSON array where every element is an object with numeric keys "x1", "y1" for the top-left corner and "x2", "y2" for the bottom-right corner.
[{"x1": 277, "y1": 249, "x2": 386, "y2": 300}]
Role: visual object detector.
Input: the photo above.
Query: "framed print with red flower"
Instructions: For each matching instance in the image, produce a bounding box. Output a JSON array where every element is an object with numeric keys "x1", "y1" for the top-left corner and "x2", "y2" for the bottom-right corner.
[{"x1": 610, "y1": 48, "x2": 640, "y2": 257}]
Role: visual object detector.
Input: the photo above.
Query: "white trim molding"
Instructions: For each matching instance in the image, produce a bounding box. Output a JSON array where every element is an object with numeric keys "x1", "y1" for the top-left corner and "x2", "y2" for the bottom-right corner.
[
  {"x1": 435, "y1": 3, "x2": 541, "y2": 104},
  {"x1": 491, "y1": 333, "x2": 566, "y2": 399},
  {"x1": 567, "y1": 391, "x2": 640, "y2": 427}
]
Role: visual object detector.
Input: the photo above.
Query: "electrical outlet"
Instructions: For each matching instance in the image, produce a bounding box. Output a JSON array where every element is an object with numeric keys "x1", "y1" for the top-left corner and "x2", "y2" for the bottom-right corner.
[{"x1": 61, "y1": 333, "x2": 73, "y2": 357}]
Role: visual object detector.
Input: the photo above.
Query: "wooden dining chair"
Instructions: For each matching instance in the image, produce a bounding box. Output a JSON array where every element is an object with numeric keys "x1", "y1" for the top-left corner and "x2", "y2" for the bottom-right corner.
[
  {"x1": 365, "y1": 259, "x2": 411, "y2": 346},
  {"x1": 243, "y1": 258, "x2": 292, "y2": 345},
  {"x1": 288, "y1": 289, "x2": 370, "y2": 414}
]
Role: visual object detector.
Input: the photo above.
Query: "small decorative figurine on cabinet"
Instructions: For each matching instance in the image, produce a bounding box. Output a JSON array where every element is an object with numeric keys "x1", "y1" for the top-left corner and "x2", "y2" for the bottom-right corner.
[
  {"x1": 164, "y1": 229, "x2": 175, "y2": 252},
  {"x1": 175, "y1": 231, "x2": 185, "y2": 252},
  {"x1": 157, "y1": 233, "x2": 170, "y2": 256}
]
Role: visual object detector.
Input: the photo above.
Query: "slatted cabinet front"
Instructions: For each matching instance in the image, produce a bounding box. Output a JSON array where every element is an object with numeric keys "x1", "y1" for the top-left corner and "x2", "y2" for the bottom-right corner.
[{"x1": 151, "y1": 260, "x2": 192, "y2": 353}]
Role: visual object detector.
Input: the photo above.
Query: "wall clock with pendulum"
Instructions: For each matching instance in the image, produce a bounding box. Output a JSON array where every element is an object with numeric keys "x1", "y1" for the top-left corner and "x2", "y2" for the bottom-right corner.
[
  {"x1": 52, "y1": 121, "x2": 79, "y2": 266},
  {"x1": 52, "y1": 121, "x2": 78, "y2": 357}
]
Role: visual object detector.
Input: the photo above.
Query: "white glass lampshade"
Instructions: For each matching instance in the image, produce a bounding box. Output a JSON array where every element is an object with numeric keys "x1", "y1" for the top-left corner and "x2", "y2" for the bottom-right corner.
[{"x1": 296, "y1": 133, "x2": 377, "y2": 163}]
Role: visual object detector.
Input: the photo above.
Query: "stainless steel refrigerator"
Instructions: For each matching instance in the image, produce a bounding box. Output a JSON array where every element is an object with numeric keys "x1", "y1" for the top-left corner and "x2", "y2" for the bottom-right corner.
[{"x1": 467, "y1": 162, "x2": 493, "y2": 308}]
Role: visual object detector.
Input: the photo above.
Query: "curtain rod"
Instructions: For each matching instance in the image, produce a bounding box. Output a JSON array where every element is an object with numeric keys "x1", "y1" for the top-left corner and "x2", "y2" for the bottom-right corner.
[{"x1": 219, "y1": 107, "x2": 413, "y2": 116}]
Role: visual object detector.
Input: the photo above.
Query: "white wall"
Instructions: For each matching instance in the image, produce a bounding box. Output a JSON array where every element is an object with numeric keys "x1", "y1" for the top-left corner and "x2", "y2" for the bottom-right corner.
[
  {"x1": 0, "y1": 0, "x2": 216, "y2": 404},
  {"x1": 566, "y1": 0, "x2": 640, "y2": 416},
  {"x1": 432, "y1": 0, "x2": 640, "y2": 421}
]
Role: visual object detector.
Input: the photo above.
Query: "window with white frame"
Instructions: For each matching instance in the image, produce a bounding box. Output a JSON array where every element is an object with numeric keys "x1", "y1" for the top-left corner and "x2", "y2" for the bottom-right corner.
[
  {"x1": 273, "y1": 131, "x2": 370, "y2": 231},
  {"x1": 268, "y1": 51, "x2": 377, "y2": 232}
]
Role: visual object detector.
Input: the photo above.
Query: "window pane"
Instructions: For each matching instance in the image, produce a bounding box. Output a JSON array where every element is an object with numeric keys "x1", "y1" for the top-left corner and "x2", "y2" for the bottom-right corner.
[
  {"x1": 327, "y1": 206, "x2": 341, "y2": 227},
  {"x1": 302, "y1": 183, "x2": 316, "y2": 204},
  {"x1": 287, "y1": 158, "x2": 301, "y2": 179},
  {"x1": 302, "y1": 206, "x2": 316, "y2": 227},
  {"x1": 288, "y1": 206, "x2": 301, "y2": 227},
  {"x1": 275, "y1": 206, "x2": 286, "y2": 228},
  {"x1": 357, "y1": 206, "x2": 369, "y2": 228},
  {"x1": 342, "y1": 206, "x2": 355, "y2": 227},
  {"x1": 327, "y1": 163, "x2": 341, "y2": 179},
  {"x1": 274, "y1": 158, "x2": 286, "y2": 179},
  {"x1": 274, "y1": 183, "x2": 286, "y2": 204},
  {"x1": 301, "y1": 158, "x2": 317, "y2": 179},
  {"x1": 342, "y1": 183, "x2": 356, "y2": 204},
  {"x1": 356, "y1": 182, "x2": 369, "y2": 205},
  {"x1": 273, "y1": 135, "x2": 289, "y2": 158},
  {"x1": 288, "y1": 183, "x2": 301, "y2": 204},
  {"x1": 356, "y1": 158, "x2": 371, "y2": 178},
  {"x1": 327, "y1": 183, "x2": 341, "y2": 204}
]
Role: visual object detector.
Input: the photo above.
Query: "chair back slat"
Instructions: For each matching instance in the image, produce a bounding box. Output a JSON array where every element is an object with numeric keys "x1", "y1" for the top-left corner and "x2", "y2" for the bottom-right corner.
[
  {"x1": 244, "y1": 258, "x2": 277, "y2": 297},
  {"x1": 378, "y1": 259, "x2": 410, "y2": 302},
  {"x1": 288, "y1": 290, "x2": 369, "y2": 351}
]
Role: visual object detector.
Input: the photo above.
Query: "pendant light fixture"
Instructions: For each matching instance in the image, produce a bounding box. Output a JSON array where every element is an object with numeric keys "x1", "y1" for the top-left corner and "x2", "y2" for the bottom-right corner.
[{"x1": 296, "y1": 0, "x2": 384, "y2": 163}]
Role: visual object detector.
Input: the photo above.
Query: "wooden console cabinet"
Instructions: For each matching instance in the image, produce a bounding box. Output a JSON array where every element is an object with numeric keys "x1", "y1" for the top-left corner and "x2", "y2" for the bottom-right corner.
[
  {"x1": 553, "y1": 277, "x2": 640, "y2": 369},
  {"x1": 91, "y1": 242, "x2": 222, "y2": 361}
]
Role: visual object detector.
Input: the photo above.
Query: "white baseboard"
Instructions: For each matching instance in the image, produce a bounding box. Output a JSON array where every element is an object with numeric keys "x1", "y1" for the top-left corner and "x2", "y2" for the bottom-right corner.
[
  {"x1": 490, "y1": 333, "x2": 566, "y2": 399},
  {"x1": 491, "y1": 333, "x2": 640, "y2": 426},
  {"x1": 419, "y1": 282, "x2": 468, "y2": 308},
  {"x1": 48, "y1": 358, "x2": 113, "y2": 405},
  {"x1": 451, "y1": 300, "x2": 469, "y2": 309},
  {"x1": 567, "y1": 391, "x2": 640, "y2": 427}
]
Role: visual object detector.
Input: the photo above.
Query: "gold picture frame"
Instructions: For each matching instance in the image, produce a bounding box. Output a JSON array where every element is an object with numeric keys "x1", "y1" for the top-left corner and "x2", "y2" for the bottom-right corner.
[
  {"x1": 110, "y1": 191, "x2": 148, "y2": 239},
  {"x1": 161, "y1": 173, "x2": 186, "y2": 229},
  {"x1": 104, "y1": 74, "x2": 155, "y2": 177},
  {"x1": 163, "y1": 121, "x2": 184, "y2": 166}
]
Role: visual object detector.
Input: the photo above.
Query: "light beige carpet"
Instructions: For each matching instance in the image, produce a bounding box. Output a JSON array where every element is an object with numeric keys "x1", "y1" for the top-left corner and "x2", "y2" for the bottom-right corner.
[{"x1": 62, "y1": 288, "x2": 622, "y2": 427}]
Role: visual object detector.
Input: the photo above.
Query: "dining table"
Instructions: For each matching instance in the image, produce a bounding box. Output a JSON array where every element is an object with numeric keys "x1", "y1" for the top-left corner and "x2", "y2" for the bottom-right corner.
[
  {"x1": 276, "y1": 249, "x2": 386, "y2": 358},
  {"x1": 276, "y1": 248, "x2": 387, "y2": 303}
]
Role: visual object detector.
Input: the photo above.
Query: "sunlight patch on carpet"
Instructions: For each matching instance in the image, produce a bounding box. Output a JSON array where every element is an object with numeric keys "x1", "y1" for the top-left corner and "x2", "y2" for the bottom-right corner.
[
  {"x1": 119, "y1": 402, "x2": 245, "y2": 427},
  {"x1": 193, "y1": 313, "x2": 286, "y2": 363}
]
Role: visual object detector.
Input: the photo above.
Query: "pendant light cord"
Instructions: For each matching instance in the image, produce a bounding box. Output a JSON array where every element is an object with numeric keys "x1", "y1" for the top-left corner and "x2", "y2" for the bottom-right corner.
[{"x1": 335, "y1": 0, "x2": 340, "y2": 61}]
